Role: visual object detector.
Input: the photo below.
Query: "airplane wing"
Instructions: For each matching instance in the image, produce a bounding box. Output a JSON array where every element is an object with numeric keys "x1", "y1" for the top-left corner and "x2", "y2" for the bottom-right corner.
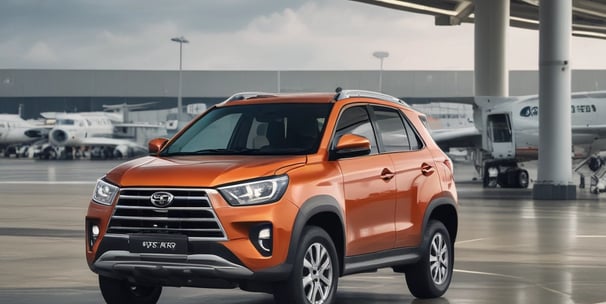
[
  {"x1": 113, "y1": 123, "x2": 167, "y2": 129},
  {"x1": 430, "y1": 126, "x2": 482, "y2": 150},
  {"x1": 79, "y1": 137, "x2": 140, "y2": 147},
  {"x1": 572, "y1": 125, "x2": 606, "y2": 137},
  {"x1": 79, "y1": 136, "x2": 148, "y2": 158},
  {"x1": 405, "y1": 96, "x2": 475, "y2": 105},
  {"x1": 102, "y1": 102, "x2": 159, "y2": 111},
  {"x1": 572, "y1": 125, "x2": 606, "y2": 134}
]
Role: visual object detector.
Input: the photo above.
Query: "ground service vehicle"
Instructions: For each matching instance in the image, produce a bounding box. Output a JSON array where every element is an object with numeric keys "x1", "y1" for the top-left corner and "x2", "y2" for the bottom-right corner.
[{"x1": 85, "y1": 89, "x2": 459, "y2": 304}]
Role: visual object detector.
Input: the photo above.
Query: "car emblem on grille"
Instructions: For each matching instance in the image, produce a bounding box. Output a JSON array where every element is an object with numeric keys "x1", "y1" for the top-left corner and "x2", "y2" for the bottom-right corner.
[{"x1": 150, "y1": 192, "x2": 174, "y2": 208}]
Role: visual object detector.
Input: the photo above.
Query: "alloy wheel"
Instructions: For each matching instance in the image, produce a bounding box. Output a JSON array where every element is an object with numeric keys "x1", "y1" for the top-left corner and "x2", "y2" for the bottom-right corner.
[
  {"x1": 302, "y1": 242, "x2": 334, "y2": 304},
  {"x1": 429, "y1": 232, "x2": 449, "y2": 285}
]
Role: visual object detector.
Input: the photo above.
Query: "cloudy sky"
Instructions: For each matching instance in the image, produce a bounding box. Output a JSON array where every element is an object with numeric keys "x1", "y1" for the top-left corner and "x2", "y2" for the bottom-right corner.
[{"x1": 2, "y1": 0, "x2": 606, "y2": 71}]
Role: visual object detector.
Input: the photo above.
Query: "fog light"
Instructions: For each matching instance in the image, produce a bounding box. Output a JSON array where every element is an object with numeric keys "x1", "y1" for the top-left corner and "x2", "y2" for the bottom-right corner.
[
  {"x1": 92, "y1": 225, "x2": 100, "y2": 239},
  {"x1": 87, "y1": 220, "x2": 101, "y2": 250},
  {"x1": 250, "y1": 223, "x2": 272, "y2": 257},
  {"x1": 258, "y1": 228, "x2": 272, "y2": 252}
]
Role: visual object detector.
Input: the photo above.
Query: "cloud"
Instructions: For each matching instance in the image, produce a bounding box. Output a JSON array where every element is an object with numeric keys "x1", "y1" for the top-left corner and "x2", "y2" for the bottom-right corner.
[
  {"x1": 177, "y1": 1, "x2": 477, "y2": 70},
  {"x1": 1, "y1": 0, "x2": 605, "y2": 70},
  {"x1": 24, "y1": 41, "x2": 57, "y2": 64}
]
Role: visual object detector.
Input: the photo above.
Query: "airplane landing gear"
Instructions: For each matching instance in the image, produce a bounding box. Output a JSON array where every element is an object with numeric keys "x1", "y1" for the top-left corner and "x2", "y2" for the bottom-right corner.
[{"x1": 483, "y1": 159, "x2": 529, "y2": 188}]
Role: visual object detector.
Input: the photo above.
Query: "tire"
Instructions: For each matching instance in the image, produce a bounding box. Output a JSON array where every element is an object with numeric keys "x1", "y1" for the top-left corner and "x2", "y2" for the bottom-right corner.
[
  {"x1": 99, "y1": 275, "x2": 162, "y2": 304},
  {"x1": 588, "y1": 156, "x2": 602, "y2": 172},
  {"x1": 274, "y1": 226, "x2": 339, "y2": 304},
  {"x1": 405, "y1": 220, "x2": 453, "y2": 298},
  {"x1": 516, "y1": 169, "x2": 529, "y2": 188},
  {"x1": 47, "y1": 147, "x2": 57, "y2": 160}
]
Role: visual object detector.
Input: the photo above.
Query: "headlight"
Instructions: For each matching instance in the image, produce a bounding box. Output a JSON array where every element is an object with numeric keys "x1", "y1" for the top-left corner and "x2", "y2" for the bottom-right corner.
[
  {"x1": 218, "y1": 175, "x2": 288, "y2": 206},
  {"x1": 92, "y1": 179, "x2": 119, "y2": 205}
]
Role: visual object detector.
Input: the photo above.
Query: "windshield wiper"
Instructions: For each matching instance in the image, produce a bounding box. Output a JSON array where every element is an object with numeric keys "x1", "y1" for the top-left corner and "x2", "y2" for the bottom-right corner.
[
  {"x1": 194, "y1": 149, "x2": 232, "y2": 154},
  {"x1": 163, "y1": 148, "x2": 265, "y2": 156}
]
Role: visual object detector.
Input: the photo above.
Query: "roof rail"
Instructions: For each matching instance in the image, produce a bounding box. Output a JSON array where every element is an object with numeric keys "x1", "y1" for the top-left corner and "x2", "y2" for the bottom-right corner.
[
  {"x1": 224, "y1": 92, "x2": 277, "y2": 102},
  {"x1": 335, "y1": 89, "x2": 409, "y2": 106}
]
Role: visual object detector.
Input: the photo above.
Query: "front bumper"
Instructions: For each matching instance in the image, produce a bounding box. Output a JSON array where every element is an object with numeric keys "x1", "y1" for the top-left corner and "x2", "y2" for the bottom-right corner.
[
  {"x1": 93, "y1": 251, "x2": 253, "y2": 288},
  {"x1": 89, "y1": 235, "x2": 292, "y2": 288}
]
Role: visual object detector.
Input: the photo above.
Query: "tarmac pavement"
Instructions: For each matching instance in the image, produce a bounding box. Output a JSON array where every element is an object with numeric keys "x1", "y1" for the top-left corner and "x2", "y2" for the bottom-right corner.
[{"x1": 0, "y1": 158, "x2": 605, "y2": 304}]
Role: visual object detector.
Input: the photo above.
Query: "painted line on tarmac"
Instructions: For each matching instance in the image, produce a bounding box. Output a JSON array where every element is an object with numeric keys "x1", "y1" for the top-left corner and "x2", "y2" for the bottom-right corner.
[
  {"x1": 455, "y1": 269, "x2": 570, "y2": 298},
  {"x1": 0, "y1": 227, "x2": 82, "y2": 238},
  {"x1": 455, "y1": 238, "x2": 488, "y2": 245},
  {"x1": 0, "y1": 181, "x2": 95, "y2": 185},
  {"x1": 576, "y1": 235, "x2": 606, "y2": 238}
]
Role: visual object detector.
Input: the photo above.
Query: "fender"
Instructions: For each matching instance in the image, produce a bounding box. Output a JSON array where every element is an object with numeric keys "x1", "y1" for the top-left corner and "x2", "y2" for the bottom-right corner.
[
  {"x1": 284, "y1": 195, "x2": 345, "y2": 267},
  {"x1": 421, "y1": 195, "x2": 458, "y2": 243}
]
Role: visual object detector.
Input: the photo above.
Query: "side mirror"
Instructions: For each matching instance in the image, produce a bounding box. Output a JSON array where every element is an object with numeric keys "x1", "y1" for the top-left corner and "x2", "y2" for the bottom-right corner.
[
  {"x1": 333, "y1": 134, "x2": 371, "y2": 159},
  {"x1": 148, "y1": 138, "x2": 169, "y2": 155}
]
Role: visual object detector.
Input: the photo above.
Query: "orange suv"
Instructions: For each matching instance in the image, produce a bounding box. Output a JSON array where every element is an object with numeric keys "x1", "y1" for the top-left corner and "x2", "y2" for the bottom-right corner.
[{"x1": 85, "y1": 89, "x2": 458, "y2": 304}]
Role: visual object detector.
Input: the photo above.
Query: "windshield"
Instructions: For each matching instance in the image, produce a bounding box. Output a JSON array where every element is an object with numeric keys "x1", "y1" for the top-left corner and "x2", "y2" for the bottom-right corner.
[{"x1": 163, "y1": 103, "x2": 332, "y2": 156}]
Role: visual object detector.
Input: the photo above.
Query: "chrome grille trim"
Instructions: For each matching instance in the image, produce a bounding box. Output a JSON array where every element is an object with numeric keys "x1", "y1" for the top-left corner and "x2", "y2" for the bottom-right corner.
[{"x1": 107, "y1": 188, "x2": 227, "y2": 240}]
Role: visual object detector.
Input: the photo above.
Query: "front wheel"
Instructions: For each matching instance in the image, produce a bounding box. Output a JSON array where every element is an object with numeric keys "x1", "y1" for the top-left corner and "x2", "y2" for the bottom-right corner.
[
  {"x1": 274, "y1": 226, "x2": 339, "y2": 304},
  {"x1": 99, "y1": 275, "x2": 162, "y2": 304},
  {"x1": 405, "y1": 220, "x2": 453, "y2": 298}
]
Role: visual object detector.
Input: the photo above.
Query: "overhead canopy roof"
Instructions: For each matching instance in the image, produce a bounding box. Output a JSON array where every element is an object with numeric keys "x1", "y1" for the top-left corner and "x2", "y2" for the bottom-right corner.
[{"x1": 350, "y1": 0, "x2": 606, "y2": 39}]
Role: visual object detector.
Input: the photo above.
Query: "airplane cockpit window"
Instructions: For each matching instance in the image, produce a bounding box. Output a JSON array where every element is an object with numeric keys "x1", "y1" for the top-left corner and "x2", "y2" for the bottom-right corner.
[{"x1": 57, "y1": 119, "x2": 75, "y2": 125}]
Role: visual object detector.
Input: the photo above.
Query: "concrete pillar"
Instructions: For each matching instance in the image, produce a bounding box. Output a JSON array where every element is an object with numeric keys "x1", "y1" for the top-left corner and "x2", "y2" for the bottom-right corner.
[
  {"x1": 474, "y1": 0, "x2": 509, "y2": 96},
  {"x1": 533, "y1": 0, "x2": 577, "y2": 200}
]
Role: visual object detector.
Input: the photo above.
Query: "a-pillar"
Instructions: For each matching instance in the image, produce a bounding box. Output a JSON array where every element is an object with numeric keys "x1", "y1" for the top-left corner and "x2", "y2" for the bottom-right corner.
[
  {"x1": 533, "y1": 0, "x2": 577, "y2": 199},
  {"x1": 474, "y1": 0, "x2": 509, "y2": 97}
]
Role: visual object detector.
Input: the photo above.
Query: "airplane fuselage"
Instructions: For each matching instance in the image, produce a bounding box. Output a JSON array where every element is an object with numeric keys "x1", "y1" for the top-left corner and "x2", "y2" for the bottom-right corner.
[
  {"x1": 48, "y1": 113, "x2": 118, "y2": 147},
  {"x1": 0, "y1": 114, "x2": 43, "y2": 146},
  {"x1": 476, "y1": 92, "x2": 606, "y2": 161}
]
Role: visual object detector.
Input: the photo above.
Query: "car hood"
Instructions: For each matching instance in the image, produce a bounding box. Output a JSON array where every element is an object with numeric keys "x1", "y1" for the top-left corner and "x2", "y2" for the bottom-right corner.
[{"x1": 105, "y1": 155, "x2": 307, "y2": 188}]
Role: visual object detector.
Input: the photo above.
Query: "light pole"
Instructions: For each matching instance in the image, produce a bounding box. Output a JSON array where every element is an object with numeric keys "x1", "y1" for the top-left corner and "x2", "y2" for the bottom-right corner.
[
  {"x1": 171, "y1": 36, "x2": 189, "y2": 120},
  {"x1": 373, "y1": 51, "x2": 389, "y2": 92}
]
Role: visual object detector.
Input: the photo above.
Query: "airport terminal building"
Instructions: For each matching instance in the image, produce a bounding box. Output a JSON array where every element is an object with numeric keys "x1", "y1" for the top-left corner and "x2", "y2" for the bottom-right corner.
[{"x1": 2, "y1": 69, "x2": 606, "y2": 119}]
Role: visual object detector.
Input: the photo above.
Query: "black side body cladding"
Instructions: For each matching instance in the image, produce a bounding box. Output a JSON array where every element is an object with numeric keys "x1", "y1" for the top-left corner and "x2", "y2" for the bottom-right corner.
[{"x1": 285, "y1": 195, "x2": 346, "y2": 272}]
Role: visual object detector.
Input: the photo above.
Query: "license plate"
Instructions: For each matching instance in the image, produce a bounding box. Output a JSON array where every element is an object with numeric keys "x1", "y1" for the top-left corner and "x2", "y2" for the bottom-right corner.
[{"x1": 129, "y1": 234, "x2": 188, "y2": 254}]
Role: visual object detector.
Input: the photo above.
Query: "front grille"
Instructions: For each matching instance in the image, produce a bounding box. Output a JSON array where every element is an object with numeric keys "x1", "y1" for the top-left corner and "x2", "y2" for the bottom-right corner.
[{"x1": 106, "y1": 188, "x2": 226, "y2": 240}]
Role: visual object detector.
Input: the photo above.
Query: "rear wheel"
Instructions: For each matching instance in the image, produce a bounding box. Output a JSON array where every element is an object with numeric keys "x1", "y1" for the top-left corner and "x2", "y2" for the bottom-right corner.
[
  {"x1": 405, "y1": 220, "x2": 453, "y2": 298},
  {"x1": 99, "y1": 275, "x2": 162, "y2": 304},
  {"x1": 274, "y1": 226, "x2": 339, "y2": 304}
]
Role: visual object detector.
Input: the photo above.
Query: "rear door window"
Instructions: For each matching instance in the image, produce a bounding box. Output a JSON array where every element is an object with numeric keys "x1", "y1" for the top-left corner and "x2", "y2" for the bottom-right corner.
[{"x1": 372, "y1": 106, "x2": 424, "y2": 152}]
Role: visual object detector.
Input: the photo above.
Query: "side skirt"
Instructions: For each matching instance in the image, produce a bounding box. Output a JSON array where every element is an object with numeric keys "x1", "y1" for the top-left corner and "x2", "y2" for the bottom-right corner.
[{"x1": 343, "y1": 247, "x2": 420, "y2": 276}]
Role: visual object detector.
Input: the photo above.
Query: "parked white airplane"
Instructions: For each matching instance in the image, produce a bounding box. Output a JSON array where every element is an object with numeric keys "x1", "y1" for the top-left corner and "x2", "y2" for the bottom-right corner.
[
  {"x1": 39, "y1": 110, "x2": 167, "y2": 159},
  {"x1": 0, "y1": 114, "x2": 48, "y2": 156},
  {"x1": 431, "y1": 91, "x2": 606, "y2": 189}
]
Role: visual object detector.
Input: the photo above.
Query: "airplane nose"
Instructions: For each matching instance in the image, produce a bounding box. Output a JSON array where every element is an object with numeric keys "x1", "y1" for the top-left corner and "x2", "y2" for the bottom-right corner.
[{"x1": 50, "y1": 129, "x2": 69, "y2": 145}]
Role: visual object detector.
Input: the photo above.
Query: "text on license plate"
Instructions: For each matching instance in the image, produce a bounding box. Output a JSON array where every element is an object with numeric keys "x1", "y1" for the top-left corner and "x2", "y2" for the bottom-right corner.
[{"x1": 129, "y1": 234, "x2": 188, "y2": 254}]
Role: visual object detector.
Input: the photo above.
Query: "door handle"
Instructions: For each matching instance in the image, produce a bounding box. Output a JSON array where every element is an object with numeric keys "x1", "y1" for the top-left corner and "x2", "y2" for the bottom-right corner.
[
  {"x1": 421, "y1": 163, "x2": 435, "y2": 176},
  {"x1": 380, "y1": 168, "x2": 395, "y2": 180}
]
